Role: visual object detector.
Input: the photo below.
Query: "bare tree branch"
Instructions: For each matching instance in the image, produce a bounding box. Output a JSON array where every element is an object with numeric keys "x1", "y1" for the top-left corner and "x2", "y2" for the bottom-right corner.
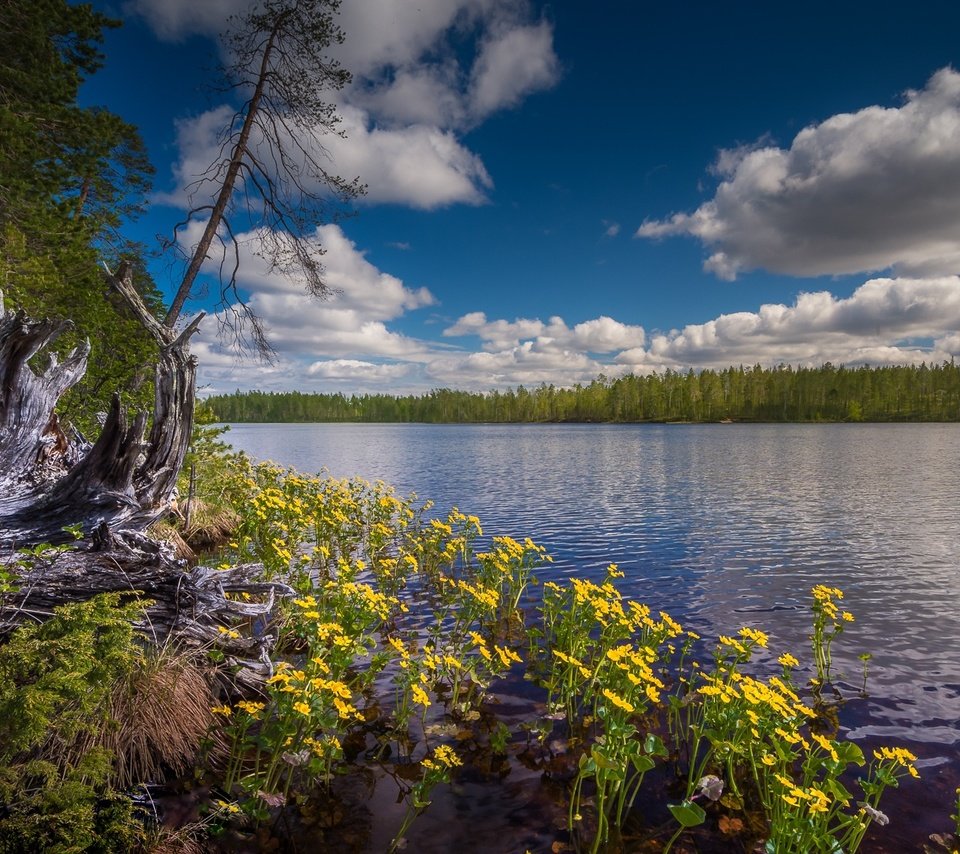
[{"x1": 161, "y1": 0, "x2": 364, "y2": 357}]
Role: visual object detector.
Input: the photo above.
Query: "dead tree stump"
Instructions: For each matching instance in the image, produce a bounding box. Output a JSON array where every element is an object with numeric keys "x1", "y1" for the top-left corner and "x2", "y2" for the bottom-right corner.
[{"x1": 0, "y1": 271, "x2": 288, "y2": 670}]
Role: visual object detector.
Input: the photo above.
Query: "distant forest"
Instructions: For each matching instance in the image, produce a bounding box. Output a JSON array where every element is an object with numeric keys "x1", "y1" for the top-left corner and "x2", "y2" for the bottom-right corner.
[{"x1": 203, "y1": 362, "x2": 960, "y2": 423}]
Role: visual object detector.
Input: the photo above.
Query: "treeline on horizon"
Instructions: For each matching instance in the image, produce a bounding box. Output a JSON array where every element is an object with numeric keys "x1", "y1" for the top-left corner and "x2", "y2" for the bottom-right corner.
[{"x1": 205, "y1": 362, "x2": 960, "y2": 423}]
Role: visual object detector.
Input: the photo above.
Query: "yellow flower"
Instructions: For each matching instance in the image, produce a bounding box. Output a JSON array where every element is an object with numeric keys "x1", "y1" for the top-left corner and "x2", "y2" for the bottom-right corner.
[
  {"x1": 778, "y1": 652, "x2": 800, "y2": 668},
  {"x1": 602, "y1": 688, "x2": 635, "y2": 713},
  {"x1": 494, "y1": 645, "x2": 522, "y2": 667},
  {"x1": 293, "y1": 701, "x2": 311, "y2": 716},
  {"x1": 412, "y1": 684, "x2": 431, "y2": 708},
  {"x1": 334, "y1": 697, "x2": 361, "y2": 720},
  {"x1": 761, "y1": 754, "x2": 776, "y2": 767},
  {"x1": 236, "y1": 701, "x2": 266, "y2": 717},
  {"x1": 432, "y1": 744, "x2": 462, "y2": 768},
  {"x1": 210, "y1": 704, "x2": 232, "y2": 716},
  {"x1": 812, "y1": 732, "x2": 839, "y2": 762},
  {"x1": 387, "y1": 636, "x2": 408, "y2": 656},
  {"x1": 739, "y1": 626, "x2": 769, "y2": 647}
]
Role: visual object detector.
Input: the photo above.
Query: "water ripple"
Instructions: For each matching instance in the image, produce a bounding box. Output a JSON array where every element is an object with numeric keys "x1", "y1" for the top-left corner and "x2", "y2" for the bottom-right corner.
[{"x1": 224, "y1": 422, "x2": 960, "y2": 750}]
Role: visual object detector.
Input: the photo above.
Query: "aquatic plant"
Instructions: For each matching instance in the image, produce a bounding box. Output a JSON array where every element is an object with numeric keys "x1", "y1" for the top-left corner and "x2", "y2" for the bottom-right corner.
[{"x1": 200, "y1": 462, "x2": 926, "y2": 852}]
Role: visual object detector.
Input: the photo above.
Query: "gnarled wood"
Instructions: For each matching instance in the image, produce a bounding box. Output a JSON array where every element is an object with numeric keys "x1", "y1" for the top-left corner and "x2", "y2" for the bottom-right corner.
[
  {"x1": 0, "y1": 304, "x2": 89, "y2": 488},
  {"x1": 0, "y1": 265, "x2": 204, "y2": 547},
  {"x1": 0, "y1": 526, "x2": 292, "y2": 677},
  {"x1": 0, "y1": 280, "x2": 289, "y2": 670}
]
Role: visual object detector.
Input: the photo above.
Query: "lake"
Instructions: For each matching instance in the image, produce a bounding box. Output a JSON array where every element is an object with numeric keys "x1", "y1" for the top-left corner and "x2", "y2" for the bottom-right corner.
[{"x1": 221, "y1": 421, "x2": 960, "y2": 849}]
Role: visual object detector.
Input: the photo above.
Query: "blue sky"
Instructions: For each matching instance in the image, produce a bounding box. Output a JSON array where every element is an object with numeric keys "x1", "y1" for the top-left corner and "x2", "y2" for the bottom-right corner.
[{"x1": 86, "y1": 0, "x2": 960, "y2": 394}]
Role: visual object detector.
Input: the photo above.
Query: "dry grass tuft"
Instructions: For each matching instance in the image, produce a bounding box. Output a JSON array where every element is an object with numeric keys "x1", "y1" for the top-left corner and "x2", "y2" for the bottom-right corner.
[
  {"x1": 62, "y1": 646, "x2": 222, "y2": 790},
  {"x1": 144, "y1": 825, "x2": 214, "y2": 854},
  {"x1": 181, "y1": 499, "x2": 241, "y2": 552}
]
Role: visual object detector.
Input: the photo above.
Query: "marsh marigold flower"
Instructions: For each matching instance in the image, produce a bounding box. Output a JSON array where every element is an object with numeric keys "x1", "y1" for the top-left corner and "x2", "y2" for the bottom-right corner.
[{"x1": 602, "y1": 688, "x2": 635, "y2": 713}]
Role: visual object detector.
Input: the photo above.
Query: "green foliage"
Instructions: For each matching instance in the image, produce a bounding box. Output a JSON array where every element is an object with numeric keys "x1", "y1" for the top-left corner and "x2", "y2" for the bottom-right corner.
[
  {"x1": 0, "y1": 593, "x2": 143, "y2": 755},
  {"x1": 205, "y1": 361, "x2": 960, "y2": 424},
  {"x1": 0, "y1": 0, "x2": 152, "y2": 238},
  {"x1": 0, "y1": 753, "x2": 141, "y2": 854},
  {"x1": 0, "y1": 593, "x2": 147, "y2": 853},
  {"x1": 198, "y1": 458, "x2": 922, "y2": 852},
  {"x1": 0, "y1": 0, "x2": 162, "y2": 433}
]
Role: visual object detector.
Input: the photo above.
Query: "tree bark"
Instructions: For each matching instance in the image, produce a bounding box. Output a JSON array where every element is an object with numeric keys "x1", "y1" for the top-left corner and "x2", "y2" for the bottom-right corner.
[
  {"x1": 1, "y1": 524, "x2": 292, "y2": 681},
  {"x1": 0, "y1": 264, "x2": 202, "y2": 547},
  {"x1": 0, "y1": 279, "x2": 287, "y2": 673}
]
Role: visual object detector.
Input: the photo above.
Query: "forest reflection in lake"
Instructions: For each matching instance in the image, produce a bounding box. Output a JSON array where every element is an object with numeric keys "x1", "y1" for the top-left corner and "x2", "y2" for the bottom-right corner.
[{"x1": 222, "y1": 422, "x2": 960, "y2": 849}]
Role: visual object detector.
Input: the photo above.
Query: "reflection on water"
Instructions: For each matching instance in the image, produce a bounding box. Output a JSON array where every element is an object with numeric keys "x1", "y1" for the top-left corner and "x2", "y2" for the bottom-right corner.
[{"x1": 223, "y1": 422, "x2": 960, "y2": 848}]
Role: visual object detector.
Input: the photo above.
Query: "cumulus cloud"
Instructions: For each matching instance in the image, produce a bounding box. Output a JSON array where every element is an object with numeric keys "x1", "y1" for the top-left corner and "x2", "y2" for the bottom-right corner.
[
  {"x1": 307, "y1": 360, "x2": 413, "y2": 380},
  {"x1": 615, "y1": 276, "x2": 960, "y2": 370},
  {"x1": 425, "y1": 342, "x2": 622, "y2": 388},
  {"x1": 192, "y1": 265, "x2": 960, "y2": 394},
  {"x1": 444, "y1": 312, "x2": 646, "y2": 352},
  {"x1": 187, "y1": 222, "x2": 439, "y2": 393},
  {"x1": 323, "y1": 105, "x2": 493, "y2": 208},
  {"x1": 133, "y1": 0, "x2": 559, "y2": 210},
  {"x1": 424, "y1": 277, "x2": 960, "y2": 389},
  {"x1": 467, "y1": 20, "x2": 560, "y2": 121},
  {"x1": 156, "y1": 101, "x2": 493, "y2": 212},
  {"x1": 637, "y1": 67, "x2": 960, "y2": 280}
]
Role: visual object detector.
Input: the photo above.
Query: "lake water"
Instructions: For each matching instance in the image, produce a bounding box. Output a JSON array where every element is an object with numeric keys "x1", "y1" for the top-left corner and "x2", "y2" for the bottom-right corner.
[{"x1": 222, "y1": 422, "x2": 960, "y2": 849}]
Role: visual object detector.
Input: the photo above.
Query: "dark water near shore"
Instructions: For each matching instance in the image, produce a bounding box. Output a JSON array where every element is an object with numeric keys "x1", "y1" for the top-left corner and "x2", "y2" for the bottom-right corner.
[{"x1": 222, "y1": 422, "x2": 960, "y2": 850}]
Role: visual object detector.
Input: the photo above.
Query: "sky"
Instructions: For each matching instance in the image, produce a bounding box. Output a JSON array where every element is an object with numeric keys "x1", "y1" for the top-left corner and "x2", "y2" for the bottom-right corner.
[{"x1": 83, "y1": 0, "x2": 960, "y2": 396}]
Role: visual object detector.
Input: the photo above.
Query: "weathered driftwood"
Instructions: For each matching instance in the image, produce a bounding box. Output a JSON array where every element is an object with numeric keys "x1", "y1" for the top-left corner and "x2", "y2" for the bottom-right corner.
[
  {"x1": 0, "y1": 263, "x2": 202, "y2": 547},
  {"x1": 0, "y1": 301, "x2": 90, "y2": 490},
  {"x1": 0, "y1": 275, "x2": 290, "y2": 676},
  {"x1": 1, "y1": 525, "x2": 293, "y2": 679}
]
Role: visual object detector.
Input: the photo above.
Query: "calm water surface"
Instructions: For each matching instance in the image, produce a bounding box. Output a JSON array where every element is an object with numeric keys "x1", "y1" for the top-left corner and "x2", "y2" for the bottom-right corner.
[{"x1": 222, "y1": 422, "x2": 960, "y2": 849}]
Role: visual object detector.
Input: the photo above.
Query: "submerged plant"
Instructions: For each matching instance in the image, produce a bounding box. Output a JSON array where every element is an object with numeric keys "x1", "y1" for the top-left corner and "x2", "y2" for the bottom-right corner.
[
  {"x1": 197, "y1": 463, "x2": 928, "y2": 853},
  {"x1": 389, "y1": 744, "x2": 462, "y2": 853},
  {"x1": 810, "y1": 584, "x2": 855, "y2": 685}
]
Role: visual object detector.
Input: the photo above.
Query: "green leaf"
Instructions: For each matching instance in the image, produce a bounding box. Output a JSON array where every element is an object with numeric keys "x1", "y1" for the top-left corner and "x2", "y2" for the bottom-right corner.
[
  {"x1": 823, "y1": 777, "x2": 853, "y2": 804},
  {"x1": 833, "y1": 741, "x2": 865, "y2": 766},
  {"x1": 668, "y1": 800, "x2": 706, "y2": 827},
  {"x1": 644, "y1": 733, "x2": 668, "y2": 757},
  {"x1": 590, "y1": 746, "x2": 620, "y2": 770}
]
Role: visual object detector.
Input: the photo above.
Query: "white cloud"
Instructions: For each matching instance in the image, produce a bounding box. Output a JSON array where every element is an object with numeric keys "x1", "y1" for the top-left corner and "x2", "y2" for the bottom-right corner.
[
  {"x1": 323, "y1": 105, "x2": 493, "y2": 208},
  {"x1": 467, "y1": 21, "x2": 560, "y2": 121},
  {"x1": 425, "y1": 342, "x2": 620, "y2": 388},
  {"x1": 334, "y1": 0, "x2": 496, "y2": 77},
  {"x1": 156, "y1": 101, "x2": 493, "y2": 211},
  {"x1": 192, "y1": 266, "x2": 960, "y2": 395},
  {"x1": 637, "y1": 67, "x2": 960, "y2": 280},
  {"x1": 615, "y1": 276, "x2": 960, "y2": 369},
  {"x1": 187, "y1": 222, "x2": 440, "y2": 393},
  {"x1": 349, "y1": 62, "x2": 468, "y2": 128},
  {"x1": 307, "y1": 360, "x2": 413, "y2": 381},
  {"x1": 602, "y1": 221, "x2": 620, "y2": 238},
  {"x1": 134, "y1": 0, "x2": 558, "y2": 210},
  {"x1": 444, "y1": 312, "x2": 646, "y2": 352}
]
